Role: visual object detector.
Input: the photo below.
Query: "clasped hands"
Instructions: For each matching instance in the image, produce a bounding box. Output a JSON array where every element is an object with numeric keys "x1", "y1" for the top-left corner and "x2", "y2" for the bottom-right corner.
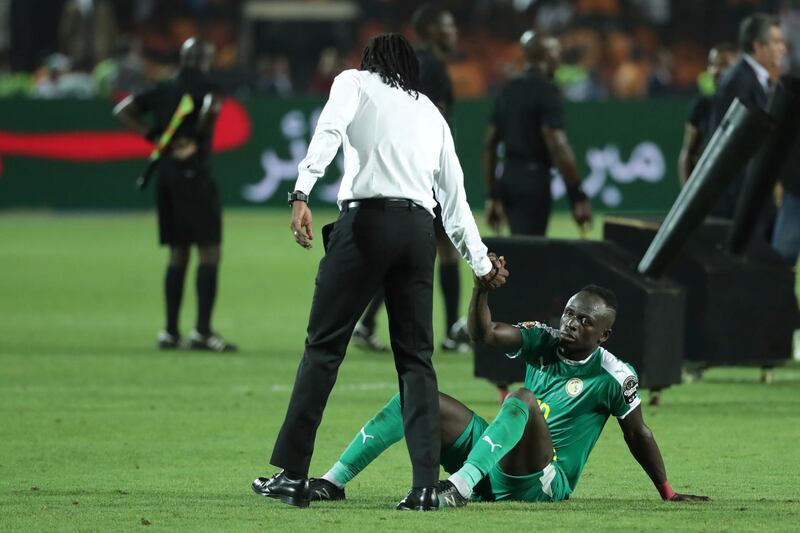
[{"x1": 476, "y1": 253, "x2": 509, "y2": 291}]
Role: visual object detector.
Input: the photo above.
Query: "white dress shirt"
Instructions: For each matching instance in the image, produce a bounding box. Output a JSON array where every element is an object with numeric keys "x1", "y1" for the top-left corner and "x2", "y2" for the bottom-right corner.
[{"x1": 294, "y1": 69, "x2": 492, "y2": 276}]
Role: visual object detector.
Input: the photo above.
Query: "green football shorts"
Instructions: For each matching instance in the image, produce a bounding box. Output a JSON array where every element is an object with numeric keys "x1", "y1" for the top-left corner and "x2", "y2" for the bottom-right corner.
[{"x1": 440, "y1": 411, "x2": 571, "y2": 502}]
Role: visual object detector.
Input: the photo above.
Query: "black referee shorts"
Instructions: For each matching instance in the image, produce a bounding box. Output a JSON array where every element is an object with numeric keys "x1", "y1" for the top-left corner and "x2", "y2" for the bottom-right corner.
[
  {"x1": 156, "y1": 155, "x2": 222, "y2": 247},
  {"x1": 500, "y1": 160, "x2": 553, "y2": 236}
]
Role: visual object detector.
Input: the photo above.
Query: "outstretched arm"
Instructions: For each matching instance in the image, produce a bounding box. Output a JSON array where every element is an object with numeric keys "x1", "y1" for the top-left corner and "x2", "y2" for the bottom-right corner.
[
  {"x1": 467, "y1": 258, "x2": 522, "y2": 352},
  {"x1": 618, "y1": 407, "x2": 709, "y2": 502}
]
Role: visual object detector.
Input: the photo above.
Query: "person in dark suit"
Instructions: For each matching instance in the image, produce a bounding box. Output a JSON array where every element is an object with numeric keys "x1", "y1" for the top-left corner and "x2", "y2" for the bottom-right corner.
[
  {"x1": 710, "y1": 13, "x2": 786, "y2": 219},
  {"x1": 677, "y1": 43, "x2": 738, "y2": 188}
]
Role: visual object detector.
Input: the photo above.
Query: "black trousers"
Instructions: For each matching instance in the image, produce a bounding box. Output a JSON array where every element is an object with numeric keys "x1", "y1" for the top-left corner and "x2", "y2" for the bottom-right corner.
[
  {"x1": 499, "y1": 159, "x2": 553, "y2": 236},
  {"x1": 270, "y1": 200, "x2": 441, "y2": 487}
]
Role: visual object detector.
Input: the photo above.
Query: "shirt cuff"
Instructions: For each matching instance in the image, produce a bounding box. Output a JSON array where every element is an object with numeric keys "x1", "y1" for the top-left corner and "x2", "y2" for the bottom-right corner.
[
  {"x1": 474, "y1": 256, "x2": 493, "y2": 277},
  {"x1": 294, "y1": 173, "x2": 316, "y2": 195}
]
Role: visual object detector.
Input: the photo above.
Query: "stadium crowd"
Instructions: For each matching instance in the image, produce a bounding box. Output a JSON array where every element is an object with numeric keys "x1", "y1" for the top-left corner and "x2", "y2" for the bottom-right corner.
[{"x1": 1, "y1": 0, "x2": 798, "y2": 100}]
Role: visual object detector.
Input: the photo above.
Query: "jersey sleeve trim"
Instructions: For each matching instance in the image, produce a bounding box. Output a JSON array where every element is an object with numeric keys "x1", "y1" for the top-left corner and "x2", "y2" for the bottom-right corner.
[{"x1": 616, "y1": 398, "x2": 642, "y2": 419}]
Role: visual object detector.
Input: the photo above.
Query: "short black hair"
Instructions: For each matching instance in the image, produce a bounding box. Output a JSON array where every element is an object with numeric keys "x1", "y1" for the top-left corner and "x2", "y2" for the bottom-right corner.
[
  {"x1": 361, "y1": 33, "x2": 421, "y2": 97},
  {"x1": 580, "y1": 284, "x2": 618, "y2": 314},
  {"x1": 739, "y1": 14, "x2": 778, "y2": 53},
  {"x1": 412, "y1": 4, "x2": 447, "y2": 39}
]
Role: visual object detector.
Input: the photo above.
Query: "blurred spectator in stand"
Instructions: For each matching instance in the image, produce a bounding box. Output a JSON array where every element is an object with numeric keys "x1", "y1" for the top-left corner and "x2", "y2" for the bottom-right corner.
[
  {"x1": 309, "y1": 47, "x2": 342, "y2": 95},
  {"x1": 58, "y1": 0, "x2": 119, "y2": 70},
  {"x1": 534, "y1": 0, "x2": 575, "y2": 32},
  {"x1": 556, "y1": 39, "x2": 606, "y2": 101},
  {"x1": 646, "y1": 48, "x2": 674, "y2": 95},
  {"x1": 253, "y1": 54, "x2": 293, "y2": 96},
  {"x1": 34, "y1": 53, "x2": 96, "y2": 98},
  {"x1": 677, "y1": 42, "x2": 737, "y2": 187}
]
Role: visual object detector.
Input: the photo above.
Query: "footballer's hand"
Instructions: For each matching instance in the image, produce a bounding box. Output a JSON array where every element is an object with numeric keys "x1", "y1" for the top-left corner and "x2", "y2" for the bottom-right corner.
[
  {"x1": 571, "y1": 199, "x2": 593, "y2": 232},
  {"x1": 485, "y1": 199, "x2": 506, "y2": 235},
  {"x1": 668, "y1": 493, "x2": 710, "y2": 502},
  {"x1": 477, "y1": 253, "x2": 508, "y2": 290},
  {"x1": 290, "y1": 201, "x2": 314, "y2": 249}
]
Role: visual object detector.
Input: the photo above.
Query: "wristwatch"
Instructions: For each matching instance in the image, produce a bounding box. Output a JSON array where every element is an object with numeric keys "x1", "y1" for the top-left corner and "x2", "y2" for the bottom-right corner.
[{"x1": 288, "y1": 191, "x2": 309, "y2": 205}]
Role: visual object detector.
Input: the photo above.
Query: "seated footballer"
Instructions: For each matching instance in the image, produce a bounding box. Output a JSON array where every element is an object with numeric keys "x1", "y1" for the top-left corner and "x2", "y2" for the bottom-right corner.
[{"x1": 291, "y1": 257, "x2": 709, "y2": 507}]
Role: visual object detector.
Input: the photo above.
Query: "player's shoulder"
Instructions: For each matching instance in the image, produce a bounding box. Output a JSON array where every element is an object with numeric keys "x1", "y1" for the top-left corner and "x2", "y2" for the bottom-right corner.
[
  {"x1": 516, "y1": 320, "x2": 561, "y2": 344},
  {"x1": 598, "y1": 348, "x2": 638, "y2": 385},
  {"x1": 332, "y1": 69, "x2": 368, "y2": 91}
]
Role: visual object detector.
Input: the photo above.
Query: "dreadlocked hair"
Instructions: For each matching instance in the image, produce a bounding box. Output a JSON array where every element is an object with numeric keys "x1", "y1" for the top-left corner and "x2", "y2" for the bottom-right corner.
[{"x1": 361, "y1": 33, "x2": 421, "y2": 98}]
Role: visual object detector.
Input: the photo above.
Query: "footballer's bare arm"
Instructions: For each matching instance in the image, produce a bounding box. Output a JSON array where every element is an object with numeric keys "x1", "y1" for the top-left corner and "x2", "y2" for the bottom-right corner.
[
  {"x1": 468, "y1": 257, "x2": 522, "y2": 352},
  {"x1": 618, "y1": 407, "x2": 710, "y2": 502}
]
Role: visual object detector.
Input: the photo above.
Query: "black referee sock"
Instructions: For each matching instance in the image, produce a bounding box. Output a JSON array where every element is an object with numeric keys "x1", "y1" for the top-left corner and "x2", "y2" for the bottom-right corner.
[
  {"x1": 165, "y1": 265, "x2": 187, "y2": 336},
  {"x1": 439, "y1": 261, "x2": 460, "y2": 334},
  {"x1": 195, "y1": 263, "x2": 218, "y2": 336}
]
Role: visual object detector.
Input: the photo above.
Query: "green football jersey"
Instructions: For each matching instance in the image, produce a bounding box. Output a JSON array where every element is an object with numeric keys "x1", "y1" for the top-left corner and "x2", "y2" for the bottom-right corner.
[{"x1": 511, "y1": 321, "x2": 641, "y2": 492}]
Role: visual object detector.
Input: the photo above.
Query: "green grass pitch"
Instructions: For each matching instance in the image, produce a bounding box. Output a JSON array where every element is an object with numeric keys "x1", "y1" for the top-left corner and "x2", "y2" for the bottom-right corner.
[{"x1": 1, "y1": 209, "x2": 799, "y2": 532}]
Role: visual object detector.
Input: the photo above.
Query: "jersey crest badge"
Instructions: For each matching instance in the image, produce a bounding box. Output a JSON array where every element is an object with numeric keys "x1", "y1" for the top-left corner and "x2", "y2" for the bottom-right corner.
[
  {"x1": 622, "y1": 375, "x2": 639, "y2": 404},
  {"x1": 565, "y1": 378, "x2": 584, "y2": 397}
]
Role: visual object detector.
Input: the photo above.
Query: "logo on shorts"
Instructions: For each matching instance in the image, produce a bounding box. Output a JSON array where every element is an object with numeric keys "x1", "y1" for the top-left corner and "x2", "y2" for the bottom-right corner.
[
  {"x1": 622, "y1": 375, "x2": 639, "y2": 404},
  {"x1": 565, "y1": 378, "x2": 583, "y2": 397}
]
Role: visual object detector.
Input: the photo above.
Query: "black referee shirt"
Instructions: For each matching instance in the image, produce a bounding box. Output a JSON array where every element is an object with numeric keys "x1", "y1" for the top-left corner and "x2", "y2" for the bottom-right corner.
[
  {"x1": 687, "y1": 94, "x2": 713, "y2": 147},
  {"x1": 490, "y1": 68, "x2": 564, "y2": 165},
  {"x1": 133, "y1": 69, "x2": 219, "y2": 162},
  {"x1": 416, "y1": 46, "x2": 454, "y2": 128}
]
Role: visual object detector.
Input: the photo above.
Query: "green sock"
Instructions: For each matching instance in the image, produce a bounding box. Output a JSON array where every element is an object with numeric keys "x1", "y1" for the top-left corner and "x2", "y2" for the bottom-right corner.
[
  {"x1": 327, "y1": 393, "x2": 404, "y2": 485},
  {"x1": 453, "y1": 396, "x2": 530, "y2": 490}
]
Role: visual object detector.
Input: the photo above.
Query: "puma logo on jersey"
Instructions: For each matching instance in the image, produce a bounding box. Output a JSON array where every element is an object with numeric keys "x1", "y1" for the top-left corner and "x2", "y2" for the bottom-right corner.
[
  {"x1": 482, "y1": 435, "x2": 502, "y2": 453},
  {"x1": 359, "y1": 427, "x2": 374, "y2": 444}
]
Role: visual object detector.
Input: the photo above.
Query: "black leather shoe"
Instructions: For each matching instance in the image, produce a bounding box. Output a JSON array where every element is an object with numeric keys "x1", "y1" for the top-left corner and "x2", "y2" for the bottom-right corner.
[
  {"x1": 252, "y1": 471, "x2": 310, "y2": 508},
  {"x1": 396, "y1": 486, "x2": 439, "y2": 511},
  {"x1": 309, "y1": 478, "x2": 346, "y2": 501}
]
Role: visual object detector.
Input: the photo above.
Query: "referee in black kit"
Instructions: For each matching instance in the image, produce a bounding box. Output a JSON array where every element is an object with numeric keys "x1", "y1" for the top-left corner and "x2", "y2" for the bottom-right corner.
[
  {"x1": 252, "y1": 34, "x2": 507, "y2": 510},
  {"x1": 484, "y1": 31, "x2": 592, "y2": 236},
  {"x1": 114, "y1": 38, "x2": 236, "y2": 352}
]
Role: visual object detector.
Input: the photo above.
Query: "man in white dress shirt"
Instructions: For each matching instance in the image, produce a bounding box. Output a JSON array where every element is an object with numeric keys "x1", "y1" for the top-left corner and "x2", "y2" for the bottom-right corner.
[{"x1": 252, "y1": 33, "x2": 508, "y2": 511}]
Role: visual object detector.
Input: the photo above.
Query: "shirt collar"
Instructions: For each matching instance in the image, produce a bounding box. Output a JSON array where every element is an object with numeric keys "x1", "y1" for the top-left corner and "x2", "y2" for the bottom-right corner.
[
  {"x1": 743, "y1": 54, "x2": 770, "y2": 91},
  {"x1": 557, "y1": 347, "x2": 599, "y2": 366}
]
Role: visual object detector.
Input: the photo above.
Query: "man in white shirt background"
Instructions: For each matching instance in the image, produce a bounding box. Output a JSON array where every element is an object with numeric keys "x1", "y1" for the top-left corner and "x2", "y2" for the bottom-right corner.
[
  {"x1": 252, "y1": 33, "x2": 508, "y2": 511},
  {"x1": 709, "y1": 13, "x2": 786, "y2": 221}
]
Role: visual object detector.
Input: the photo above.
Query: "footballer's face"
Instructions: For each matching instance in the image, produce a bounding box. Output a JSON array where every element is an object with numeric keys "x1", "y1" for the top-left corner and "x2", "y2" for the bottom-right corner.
[
  {"x1": 558, "y1": 292, "x2": 613, "y2": 358},
  {"x1": 431, "y1": 12, "x2": 458, "y2": 53}
]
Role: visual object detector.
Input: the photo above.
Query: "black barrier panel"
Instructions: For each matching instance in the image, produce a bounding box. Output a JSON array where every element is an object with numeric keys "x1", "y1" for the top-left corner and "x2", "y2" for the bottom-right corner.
[
  {"x1": 606, "y1": 216, "x2": 796, "y2": 366},
  {"x1": 728, "y1": 75, "x2": 800, "y2": 255},
  {"x1": 474, "y1": 237, "x2": 685, "y2": 390},
  {"x1": 638, "y1": 99, "x2": 773, "y2": 278}
]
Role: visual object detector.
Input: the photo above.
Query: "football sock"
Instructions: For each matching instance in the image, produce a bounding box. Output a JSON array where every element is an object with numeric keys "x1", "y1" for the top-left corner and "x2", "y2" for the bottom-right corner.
[
  {"x1": 325, "y1": 393, "x2": 404, "y2": 485},
  {"x1": 195, "y1": 263, "x2": 218, "y2": 336},
  {"x1": 439, "y1": 261, "x2": 460, "y2": 333},
  {"x1": 165, "y1": 265, "x2": 186, "y2": 336},
  {"x1": 321, "y1": 472, "x2": 345, "y2": 489},
  {"x1": 360, "y1": 290, "x2": 385, "y2": 332},
  {"x1": 450, "y1": 396, "x2": 530, "y2": 494}
]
